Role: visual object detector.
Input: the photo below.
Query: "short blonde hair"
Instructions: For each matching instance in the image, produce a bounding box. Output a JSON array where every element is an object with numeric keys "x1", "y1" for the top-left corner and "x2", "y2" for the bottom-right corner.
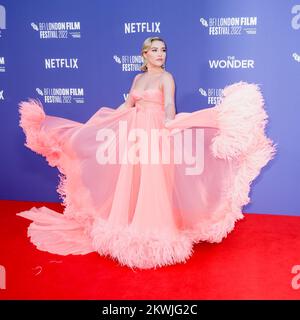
[{"x1": 140, "y1": 37, "x2": 167, "y2": 72}]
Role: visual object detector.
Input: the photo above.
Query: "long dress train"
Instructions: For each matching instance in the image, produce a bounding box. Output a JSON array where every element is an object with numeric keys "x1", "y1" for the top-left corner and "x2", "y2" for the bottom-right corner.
[{"x1": 17, "y1": 81, "x2": 276, "y2": 269}]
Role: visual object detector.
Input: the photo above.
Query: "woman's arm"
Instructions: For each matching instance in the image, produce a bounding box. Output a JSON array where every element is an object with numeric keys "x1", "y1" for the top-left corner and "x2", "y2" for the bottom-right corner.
[
  {"x1": 161, "y1": 72, "x2": 176, "y2": 123},
  {"x1": 117, "y1": 73, "x2": 142, "y2": 110}
]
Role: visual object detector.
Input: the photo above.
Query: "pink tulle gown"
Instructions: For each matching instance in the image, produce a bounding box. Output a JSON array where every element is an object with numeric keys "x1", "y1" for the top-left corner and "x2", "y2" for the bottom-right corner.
[{"x1": 17, "y1": 81, "x2": 276, "y2": 269}]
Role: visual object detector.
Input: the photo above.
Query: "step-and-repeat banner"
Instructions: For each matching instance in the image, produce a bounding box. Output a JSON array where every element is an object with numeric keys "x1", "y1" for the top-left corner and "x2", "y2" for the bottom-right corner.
[{"x1": 0, "y1": 0, "x2": 299, "y2": 215}]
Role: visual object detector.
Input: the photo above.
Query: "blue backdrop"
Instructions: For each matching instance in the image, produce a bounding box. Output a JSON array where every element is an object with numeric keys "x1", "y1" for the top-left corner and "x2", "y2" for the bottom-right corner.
[{"x1": 0, "y1": 0, "x2": 299, "y2": 216}]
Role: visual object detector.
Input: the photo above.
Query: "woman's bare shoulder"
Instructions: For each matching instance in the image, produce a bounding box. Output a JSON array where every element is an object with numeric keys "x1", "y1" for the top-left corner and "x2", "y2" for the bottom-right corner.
[
  {"x1": 161, "y1": 71, "x2": 175, "y2": 86},
  {"x1": 162, "y1": 71, "x2": 175, "y2": 81},
  {"x1": 134, "y1": 73, "x2": 144, "y2": 80}
]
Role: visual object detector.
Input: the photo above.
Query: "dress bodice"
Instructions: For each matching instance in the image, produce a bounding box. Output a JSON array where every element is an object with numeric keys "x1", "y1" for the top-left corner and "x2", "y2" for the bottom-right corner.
[{"x1": 130, "y1": 88, "x2": 164, "y2": 112}]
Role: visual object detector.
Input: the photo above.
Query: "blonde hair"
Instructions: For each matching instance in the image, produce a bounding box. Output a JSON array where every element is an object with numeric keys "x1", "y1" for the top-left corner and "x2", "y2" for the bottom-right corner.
[{"x1": 140, "y1": 36, "x2": 167, "y2": 72}]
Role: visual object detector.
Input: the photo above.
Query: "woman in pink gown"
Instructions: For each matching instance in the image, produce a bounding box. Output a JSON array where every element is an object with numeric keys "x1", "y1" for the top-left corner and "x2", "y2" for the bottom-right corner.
[{"x1": 17, "y1": 37, "x2": 276, "y2": 269}]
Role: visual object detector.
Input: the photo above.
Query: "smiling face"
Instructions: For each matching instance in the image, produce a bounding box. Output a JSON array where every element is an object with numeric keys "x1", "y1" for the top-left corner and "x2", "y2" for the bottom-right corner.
[{"x1": 143, "y1": 40, "x2": 166, "y2": 70}]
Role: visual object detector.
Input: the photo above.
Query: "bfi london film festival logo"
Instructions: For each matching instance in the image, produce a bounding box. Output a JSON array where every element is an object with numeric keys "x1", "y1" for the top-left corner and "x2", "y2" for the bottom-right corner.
[
  {"x1": 0, "y1": 265, "x2": 5, "y2": 290},
  {"x1": 209, "y1": 56, "x2": 255, "y2": 69},
  {"x1": 113, "y1": 54, "x2": 143, "y2": 71},
  {"x1": 95, "y1": 122, "x2": 205, "y2": 176},
  {"x1": 198, "y1": 87, "x2": 223, "y2": 106},
  {"x1": 31, "y1": 21, "x2": 81, "y2": 39},
  {"x1": 36, "y1": 87, "x2": 85, "y2": 104},
  {"x1": 292, "y1": 52, "x2": 300, "y2": 62},
  {"x1": 0, "y1": 5, "x2": 6, "y2": 38},
  {"x1": 199, "y1": 16, "x2": 257, "y2": 35},
  {"x1": 291, "y1": 5, "x2": 300, "y2": 63}
]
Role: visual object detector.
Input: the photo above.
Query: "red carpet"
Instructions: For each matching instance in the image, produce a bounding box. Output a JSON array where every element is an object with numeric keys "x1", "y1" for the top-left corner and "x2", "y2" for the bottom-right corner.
[{"x1": 0, "y1": 199, "x2": 299, "y2": 300}]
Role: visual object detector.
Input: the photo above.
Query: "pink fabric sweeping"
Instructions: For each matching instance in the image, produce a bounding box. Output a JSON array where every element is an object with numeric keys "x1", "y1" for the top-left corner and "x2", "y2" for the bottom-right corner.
[{"x1": 17, "y1": 81, "x2": 277, "y2": 269}]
